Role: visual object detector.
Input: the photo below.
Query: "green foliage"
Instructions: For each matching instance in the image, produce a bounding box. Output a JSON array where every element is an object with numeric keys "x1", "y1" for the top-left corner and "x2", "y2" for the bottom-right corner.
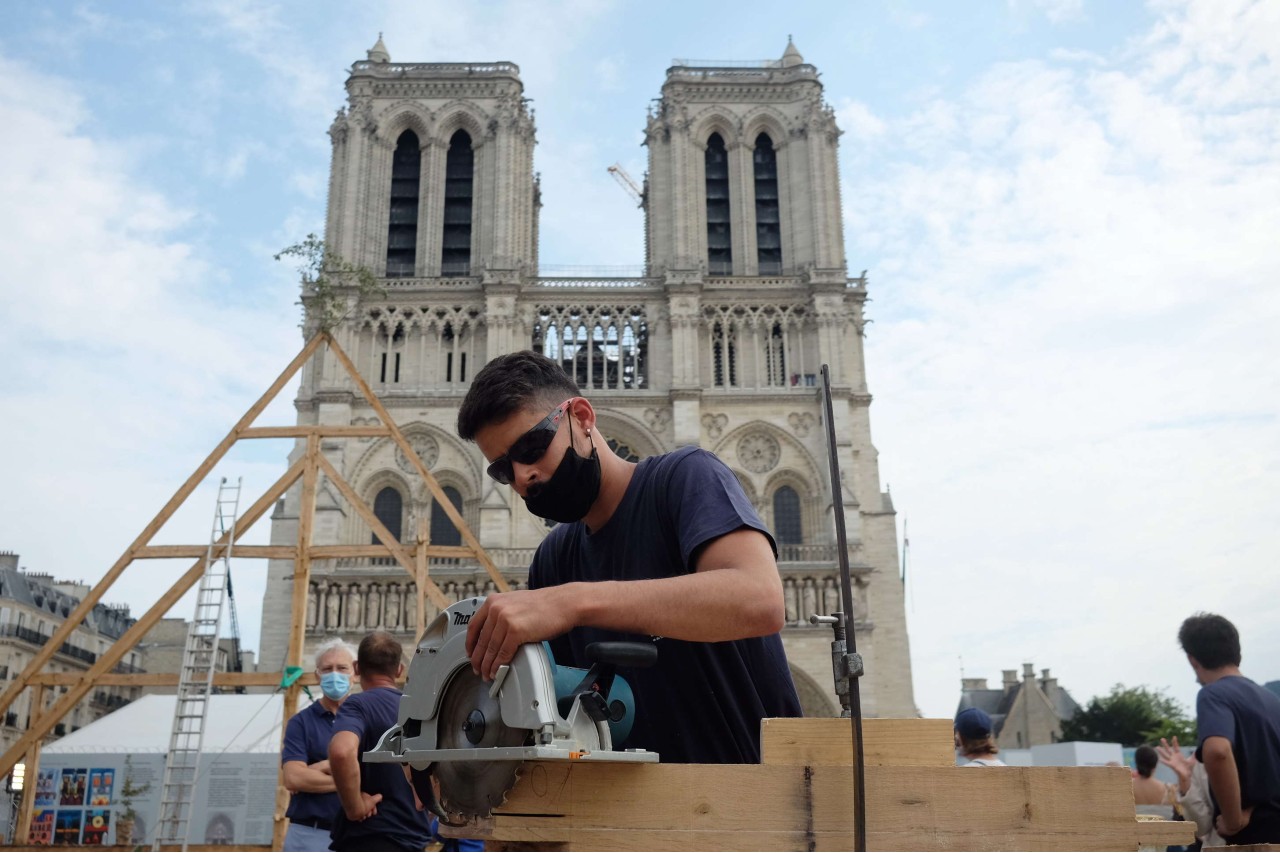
[
  {"x1": 274, "y1": 233, "x2": 384, "y2": 332},
  {"x1": 1060, "y1": 683, "x2": 1197, "y2": 747},
  {"x1": 118, "y1": 755, "x2": 151, "y2": 822}
]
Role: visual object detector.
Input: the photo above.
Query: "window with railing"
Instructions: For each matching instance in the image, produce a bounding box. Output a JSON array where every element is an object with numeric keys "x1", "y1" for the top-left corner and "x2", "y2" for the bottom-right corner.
[
  {"x1": 703, "y1": 304, "x2": 812, "y2": 390},
  {"x1": 754, "y1": 133, "x2": 782, "y2": 274},
  {"x1": 442, "y1": 130, "x2": 473, "y2": 276},
  {"x1": 706, "y1": 133, "x2": 732, "y2": 275},
  {"x1": 387, "y1": 130, "x2": 421, "y2": 278},
  {"x1": 532, "y1": 305, "x2": 649, "y2": 390}
]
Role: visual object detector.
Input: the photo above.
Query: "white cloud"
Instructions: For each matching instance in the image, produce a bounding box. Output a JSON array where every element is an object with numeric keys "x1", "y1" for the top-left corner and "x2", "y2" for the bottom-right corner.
[
  {"x1": 1012, "y1": 0, "x2": 1086, "y2": 25},
  {"x1": 843, "y1": 0, "x2": 1280, "y2": 716},
  {"x1": 0, "y1": 52, "x2": 301, "y2": 653}
]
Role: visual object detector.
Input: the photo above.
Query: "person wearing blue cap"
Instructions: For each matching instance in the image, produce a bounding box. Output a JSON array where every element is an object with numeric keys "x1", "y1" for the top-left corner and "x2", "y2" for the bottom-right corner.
[{"x1": 955, "y1": 707, "x2": 1006, "y2": 767}]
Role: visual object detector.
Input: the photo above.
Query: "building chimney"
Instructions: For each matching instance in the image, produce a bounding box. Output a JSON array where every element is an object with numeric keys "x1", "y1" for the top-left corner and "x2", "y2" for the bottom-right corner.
[
  {"x1": 0, "y1": 551, "x2": 18, "y2": 572},
  {"x1": 1002, "y1": 669, "x2": 1019, "y2": 691},
  {"x1": 961, "y1": 678, "x2": 989, "y2": 691},
  {"x1": 1041, "y1": 668, "x2": 1058, "y2": 697},
  {"x1": 1023, "y1": 662, "x2": 1035, "y2": 680}
]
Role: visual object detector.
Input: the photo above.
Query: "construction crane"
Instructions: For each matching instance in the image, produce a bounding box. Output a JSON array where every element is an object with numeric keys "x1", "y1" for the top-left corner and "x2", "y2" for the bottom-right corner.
[{"x1": 608, "y1": 163, "x2": 645, "y2": 208}]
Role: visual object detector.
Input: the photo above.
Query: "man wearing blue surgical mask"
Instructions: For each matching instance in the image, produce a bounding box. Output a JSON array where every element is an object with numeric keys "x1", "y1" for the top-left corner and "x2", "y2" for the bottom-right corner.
[{"x1": 281, "y1": 638, "x2": 356, "y2": 851}]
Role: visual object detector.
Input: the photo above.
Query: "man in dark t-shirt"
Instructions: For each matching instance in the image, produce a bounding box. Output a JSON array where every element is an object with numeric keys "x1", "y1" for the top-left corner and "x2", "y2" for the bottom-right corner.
[
  {"x1": 1179, "y1": 612, "x2": 1280, "y2": 845},
  {"x1": 457, "y1": 351, "x2": 802, "y2": 763},
  {"x1": 328, "y1": 631, "x2": 430, "y2": 852}
]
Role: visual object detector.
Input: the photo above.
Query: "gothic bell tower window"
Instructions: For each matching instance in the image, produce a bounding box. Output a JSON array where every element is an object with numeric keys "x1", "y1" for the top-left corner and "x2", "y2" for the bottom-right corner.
[
  {"x1": 705, "y1": 133, "x2": 732, "y2": 275},
  {"x1": 753, "y1": 134, "x2": 781, "y2": 274},
  {"x1": 442, "y1": 130, "x2": 474, "y2": 276},
  {"x1": 372, "y1": 486, "x2": 404, "y2": 544},
  {"x1": 773, "y1": 485, "x2": 802, "y2": 545},
  {"x1": 386, "y1": 130, "x2": 421, "y2": 278},
  {"x1": 429, "y1": 486, "x2": 464, "y2": 559}
]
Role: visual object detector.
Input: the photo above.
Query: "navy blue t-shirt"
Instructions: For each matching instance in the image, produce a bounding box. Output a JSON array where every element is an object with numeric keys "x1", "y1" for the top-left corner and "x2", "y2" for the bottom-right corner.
[
  {"x1": 1196, "y1": 675, "x2": 1280, "y2": 842},
  {"x1": 529, "y1": 446, "x2": 802, "y2": 764},
  {"x1": 281, "y1": 700, "x2": 341, "y2": 827},
  {"x1": 329, "y1": 687, "x2": 430, "y2": 850}
]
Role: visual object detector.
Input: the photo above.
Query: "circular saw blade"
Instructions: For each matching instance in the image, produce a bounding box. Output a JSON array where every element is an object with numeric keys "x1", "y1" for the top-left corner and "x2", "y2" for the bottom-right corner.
[{"x1": 434, "y1": 667, "x2": 528, "y2": 818}]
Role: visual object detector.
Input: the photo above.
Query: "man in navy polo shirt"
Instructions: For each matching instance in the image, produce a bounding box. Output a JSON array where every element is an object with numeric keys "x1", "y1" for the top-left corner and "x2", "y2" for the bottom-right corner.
[
  {"x1": 281, "y1": 638, "x2": 356, "y2": 851},
  {"x1": 1179, "y1": 612, "x2": 1280, "y2": 845},
  {"x1": 328, "y1": 631, "x2": 430, "y2": 852}
]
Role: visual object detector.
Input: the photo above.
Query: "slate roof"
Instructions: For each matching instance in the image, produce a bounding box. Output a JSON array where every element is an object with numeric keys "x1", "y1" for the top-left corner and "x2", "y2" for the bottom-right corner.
[
  {"x1": 0, "y1": 567, "x2": 135, "y2": 640},
  {"x1": 957, "y1": 678, "x2": 1082, "y2": 737}
]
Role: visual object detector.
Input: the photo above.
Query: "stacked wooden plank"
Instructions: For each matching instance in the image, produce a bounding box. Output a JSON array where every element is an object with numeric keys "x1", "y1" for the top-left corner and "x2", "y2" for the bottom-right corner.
[{"x1": 448, "y1": 718, "x2": 1195, "y2": 851}]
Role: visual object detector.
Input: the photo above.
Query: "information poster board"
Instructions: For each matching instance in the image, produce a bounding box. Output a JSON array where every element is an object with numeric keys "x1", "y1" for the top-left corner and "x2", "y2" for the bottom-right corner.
[{"x1": 31, "y1": 752, "x2": 278, "y2": 846}]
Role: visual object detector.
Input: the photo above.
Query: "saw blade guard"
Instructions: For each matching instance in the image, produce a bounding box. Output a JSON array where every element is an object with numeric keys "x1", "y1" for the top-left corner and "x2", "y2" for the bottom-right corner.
[{"x1": 396, "y1": 598, "x2": 562, "y2": 751}]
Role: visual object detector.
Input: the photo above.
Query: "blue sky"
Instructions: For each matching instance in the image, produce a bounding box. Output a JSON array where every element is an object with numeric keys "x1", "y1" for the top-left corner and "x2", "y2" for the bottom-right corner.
[{"x1": 1, "y1": 0, "x2": 1277, "y2": 720}]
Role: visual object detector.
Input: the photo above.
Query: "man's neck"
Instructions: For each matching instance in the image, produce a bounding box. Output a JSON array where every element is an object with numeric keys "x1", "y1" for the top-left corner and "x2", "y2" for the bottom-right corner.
[
  {"x1": 582, "y1": 455, "x2": 637, "y2": 534},
  {"x1": 359, "y1": 675, "x2": 399, "y2": 691},
  {"x1": 1202, "y1": 665, "x2": 1243, "y2": 685},
  {"x1": 319, "y1": 695, "x2": 344, "y2": 713}
]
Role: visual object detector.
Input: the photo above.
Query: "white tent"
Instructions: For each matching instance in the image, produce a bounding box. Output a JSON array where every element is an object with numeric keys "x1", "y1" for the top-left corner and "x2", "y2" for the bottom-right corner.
[
  {"x1": 44, "y1": 693, "x2": 307, "y2": 755},
  {"x1": 29, "y1": 693, "x2": 312, "y2": 846}
]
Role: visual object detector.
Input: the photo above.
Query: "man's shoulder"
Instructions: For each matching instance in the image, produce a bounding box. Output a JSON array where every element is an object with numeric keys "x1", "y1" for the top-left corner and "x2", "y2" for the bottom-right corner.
[{"x1": 646, "y1": 445, "x2": 714, "y2": 472}]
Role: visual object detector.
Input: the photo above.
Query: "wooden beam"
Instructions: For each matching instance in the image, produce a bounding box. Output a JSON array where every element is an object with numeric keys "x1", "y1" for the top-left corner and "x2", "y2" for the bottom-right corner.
[
  {"x1": 135, "y1": 545, "x2": 297, "y2": 559},
  {"x1": 275, "y1": 433, "x2": 320, "y2": 852},
  {"x1": 760, "y1": 717, "x2": 956, "y2": 767},
  {"x1": 306, "y1": 544, "x2": 490, "y2": 560},
  {"x1": 316, "y1": 453, "x2": 451, "y2": 612},
  {"x1": 241, "y1": 425, "x2": 390, "y2": 438},
  {"x1": 452, "y1": 763, "x2": 1194, "y2": 851},
  {"x1": 13, "y1": 684, "x2": 45, "y2": 845},
  {"x1": 136, "y1": 544, "x2": 493, "y2": 560},
  {"x1": 0, "y1": 334, "x2": 325, "y2": 720},
  {"x1": 323, "y1": 332, "x2": 510, "y2": 593},
  {"x1": 27, "y1": 671, "x2": 320, "y2": 687},
  {"x1": 416, "y1": 516, "x2": 429, "y2": 644},
  {"x1": 0, "y1": 457, "x2": 304, "y2": 780}
]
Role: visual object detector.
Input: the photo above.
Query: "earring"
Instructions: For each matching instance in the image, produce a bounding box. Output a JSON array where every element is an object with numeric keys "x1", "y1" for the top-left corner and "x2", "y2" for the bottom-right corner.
[{"x1": 586, "y1": 429, "x2": 592, "y2": 436}]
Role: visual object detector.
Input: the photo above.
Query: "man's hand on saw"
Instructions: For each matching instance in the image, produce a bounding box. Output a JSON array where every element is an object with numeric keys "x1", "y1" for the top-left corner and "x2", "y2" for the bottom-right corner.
[{"x1": 466, "y1": 589, "x2": 576, "y2": 680}]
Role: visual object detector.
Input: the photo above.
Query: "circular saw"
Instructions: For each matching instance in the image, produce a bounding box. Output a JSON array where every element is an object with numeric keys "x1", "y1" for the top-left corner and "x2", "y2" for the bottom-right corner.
[{"x1": 364, "y1": 597, "x2": 659, "y2": 823}]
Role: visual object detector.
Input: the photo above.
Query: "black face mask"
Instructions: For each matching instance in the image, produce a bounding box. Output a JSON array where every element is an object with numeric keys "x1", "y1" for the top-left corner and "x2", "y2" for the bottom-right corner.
[{"x1": 523, "y1": 428, "x2": 602, "y2": 524}]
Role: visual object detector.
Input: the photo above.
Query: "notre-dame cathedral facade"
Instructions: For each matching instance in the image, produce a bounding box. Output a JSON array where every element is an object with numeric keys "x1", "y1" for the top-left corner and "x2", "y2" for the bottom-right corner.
[{"x1": 259, "y1": 37, "x2": 917, "y2": 718}]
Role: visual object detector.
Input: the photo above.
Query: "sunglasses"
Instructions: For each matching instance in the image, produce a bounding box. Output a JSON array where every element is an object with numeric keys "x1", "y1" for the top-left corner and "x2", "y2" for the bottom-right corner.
[{"x1": 485, "y1": 399, "x2": 574, "y2": 485}]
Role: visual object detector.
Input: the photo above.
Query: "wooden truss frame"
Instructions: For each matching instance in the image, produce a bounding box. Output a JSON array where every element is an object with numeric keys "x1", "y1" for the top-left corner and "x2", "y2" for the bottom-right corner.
[{"x1": 0, "y1": 332, "x2": 508, "y2": 847}]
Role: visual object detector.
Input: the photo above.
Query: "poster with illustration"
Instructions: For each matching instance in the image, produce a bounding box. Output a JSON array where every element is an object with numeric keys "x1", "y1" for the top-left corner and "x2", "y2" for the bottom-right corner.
[
  {"x1": 59, "y1": 767, "x2": 87, "y2": 805},
  {"x1": 34, "y1": 767, "x2": 58, "y2": 806},
  {"x1": 89, "y1": 768, "x2": 114, "y2": 805},
  {"x1": 81, "y1": 809, "x2": 111, "y2": 845},
  {"x1": 28, "y1": 810, "x2": 54, "y2": 845},
  {"x1": 54, "y1": 810, "x2": 82, "y2": 845}
]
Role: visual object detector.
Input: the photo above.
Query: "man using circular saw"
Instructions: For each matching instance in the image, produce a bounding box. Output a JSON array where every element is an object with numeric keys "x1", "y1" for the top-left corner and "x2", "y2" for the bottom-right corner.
[{"x1": 456, "y1": 350, "x2": 802, "y2": 764}]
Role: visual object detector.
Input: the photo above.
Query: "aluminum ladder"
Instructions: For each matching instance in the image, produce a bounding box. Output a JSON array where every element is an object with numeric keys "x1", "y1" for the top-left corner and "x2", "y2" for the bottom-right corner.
[{"x1": 153, "y1": 476, "x2": 242, "y2": 850}]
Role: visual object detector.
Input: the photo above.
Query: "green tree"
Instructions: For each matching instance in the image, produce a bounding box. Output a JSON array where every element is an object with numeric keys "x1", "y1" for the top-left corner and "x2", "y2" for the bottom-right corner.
[
  {"x1": 1060, "y1": 683, "x2": 1196, "y2": 747},
  {"x1": 274, "y1": 233, "x2": 384, "y2": 333}
]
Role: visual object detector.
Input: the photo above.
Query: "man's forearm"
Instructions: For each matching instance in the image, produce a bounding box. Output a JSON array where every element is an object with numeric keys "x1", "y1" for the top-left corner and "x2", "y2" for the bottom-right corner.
[
  {"x1": 571, "y1": 571, "x2": 784, "y2": 642},
  {"x1": 328, "y1": 741, "x2": 364, "y2": 817},
  {"x1": 1204, "y1": 740, "x2": 1244, "y2": 824},
  {"x1": 283, "y1": 761, "x2": 336, "y2": 794}
]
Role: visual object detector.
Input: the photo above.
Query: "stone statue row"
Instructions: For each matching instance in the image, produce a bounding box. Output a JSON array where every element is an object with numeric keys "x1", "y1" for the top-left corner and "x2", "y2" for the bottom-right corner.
[
  {"x1": 305, "y1": 577, "x2": 520, "y2": 633},
  {"x1": 304, "y1": 574, "x2": 855, "y2": 634},
  {"x1": 784, "y1": 575, "x2": 867, "y2": 626}
]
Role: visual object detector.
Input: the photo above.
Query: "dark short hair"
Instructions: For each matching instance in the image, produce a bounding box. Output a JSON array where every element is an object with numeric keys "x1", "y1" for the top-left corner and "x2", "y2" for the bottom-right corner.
[
  {"x1": 1178, "y1": 612, "x2": 1241, "y2": 669},
  {"x1": 1135, "y1": 745, "x2": 1158, "y2": 778},
  {"x1": 357, "y1": 630, "x2": 403, "y2": 679},
  {"x1": 456, "y1": 351, "x2": 581, "y2": 440},
  {"x1": 958, "y1": 734, "x2": 1000, "y2": 756}
]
